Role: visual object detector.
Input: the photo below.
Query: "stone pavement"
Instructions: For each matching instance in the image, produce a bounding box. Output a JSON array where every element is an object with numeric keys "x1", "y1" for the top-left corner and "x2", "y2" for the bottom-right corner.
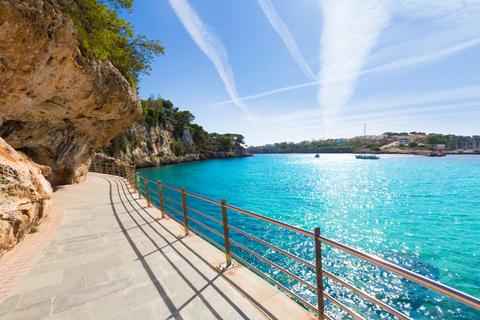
[
  {"x1": 0, "y1": 173, "x2": 315, "y2": 319},
  {"x1": 0, "y1": 204, "x2": 64, "y2": 300}
]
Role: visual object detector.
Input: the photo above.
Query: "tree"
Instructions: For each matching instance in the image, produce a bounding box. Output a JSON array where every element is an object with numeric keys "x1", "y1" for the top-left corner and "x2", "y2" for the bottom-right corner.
[
  {"x1": 58, "y1": 0, "x2": 164, "y2": 87},
  {"x1": 218, "y1": 135, "x2": 233, "y2": 151},
  {"x1": 426, "y1": 135, "x2": 445, "y2": 145},
  {"x1": 408, "y1": 142, "x2": 418, "y2": 148}
]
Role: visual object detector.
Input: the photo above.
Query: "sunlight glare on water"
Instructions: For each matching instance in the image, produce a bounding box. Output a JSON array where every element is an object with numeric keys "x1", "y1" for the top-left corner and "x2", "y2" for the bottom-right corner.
[{"x1": 138, "y1": 153, "x2": 480, "y2": 319}]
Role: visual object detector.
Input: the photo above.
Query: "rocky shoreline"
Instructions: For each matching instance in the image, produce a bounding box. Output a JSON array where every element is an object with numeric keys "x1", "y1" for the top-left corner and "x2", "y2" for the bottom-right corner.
[{"x1": 93, "y1": 150, "x2": 253, "y2": 169}]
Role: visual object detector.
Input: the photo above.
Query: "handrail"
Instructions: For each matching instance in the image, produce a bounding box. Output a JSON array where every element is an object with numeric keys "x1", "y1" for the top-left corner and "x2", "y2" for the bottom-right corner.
[{"x1": 88, "y1": 163, "x2": 480, "y2": 320}]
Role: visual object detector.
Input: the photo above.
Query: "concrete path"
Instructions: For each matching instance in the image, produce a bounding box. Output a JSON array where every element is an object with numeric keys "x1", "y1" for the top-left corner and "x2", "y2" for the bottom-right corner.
[{"x1": 0, "y1": 173, "x2": 314, "y2": 320}]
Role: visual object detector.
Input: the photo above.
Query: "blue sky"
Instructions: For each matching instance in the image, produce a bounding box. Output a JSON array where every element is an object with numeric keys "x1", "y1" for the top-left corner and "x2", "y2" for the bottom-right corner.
[{"x1": 123, "y1": 0, "x2": 480, "y2": 146}]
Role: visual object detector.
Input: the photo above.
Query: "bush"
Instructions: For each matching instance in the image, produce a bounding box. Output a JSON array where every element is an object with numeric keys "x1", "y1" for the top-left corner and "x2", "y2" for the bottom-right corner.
[
  {"x1": 30, "y1": 227, "x2": 39, "y2": 234},
  {"x1": 157, "y1": 151, "x2": 165, "y2": 157},
  {"x1": 408, "y1": 142, "x2": 418, "y2": 148},
  {"x1": 170, "y1": 139, "x2": 185, "y2": 157},
  {"x1": 131, "y1": 154, "x2": 136, "y2": 163},
  {"x1": 132, "y1": 138, "x2": 141, "y2": 150},
  {"x1": 146, "y1": 140, "x2": 154, "y2": 153}
]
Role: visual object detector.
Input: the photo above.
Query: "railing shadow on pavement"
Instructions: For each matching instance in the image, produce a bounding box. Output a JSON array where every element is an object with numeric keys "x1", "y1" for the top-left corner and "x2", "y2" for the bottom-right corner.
[
  {"x1": 90, "y1": 161, "x2": 480, "y2": 320},
  {"x1": 98, "y1": 173, "x2": 273, "y2": 319}
]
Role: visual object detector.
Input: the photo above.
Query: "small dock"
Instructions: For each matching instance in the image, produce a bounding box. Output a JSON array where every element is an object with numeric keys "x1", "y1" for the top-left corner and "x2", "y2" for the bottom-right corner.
[{"x1": 0, "y1": 173, "x2": 313, "y2": 319}]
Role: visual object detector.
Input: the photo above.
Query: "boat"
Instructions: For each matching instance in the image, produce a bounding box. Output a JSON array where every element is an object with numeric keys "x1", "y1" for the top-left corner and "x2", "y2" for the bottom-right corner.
[
  {"x1": 427, "y1": 149, "x2": 446, "y2": 157},
  {"x1": 356, "y1": 124, "x2": 380, "y2": 160},
  {"x1": 315, "y1": 154, "x2": 320, "y2": 158}
]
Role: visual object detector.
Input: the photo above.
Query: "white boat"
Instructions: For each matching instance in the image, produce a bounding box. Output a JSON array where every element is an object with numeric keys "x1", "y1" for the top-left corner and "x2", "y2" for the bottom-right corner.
[{"x1": 356, "y1": 124, "x2": 380, "y2": 160}]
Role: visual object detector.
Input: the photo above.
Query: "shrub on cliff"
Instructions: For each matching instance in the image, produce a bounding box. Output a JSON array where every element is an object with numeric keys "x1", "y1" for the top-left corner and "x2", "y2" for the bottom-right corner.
[{"x1": 57, "y1": 0, "x2": 164, "y2": 87}]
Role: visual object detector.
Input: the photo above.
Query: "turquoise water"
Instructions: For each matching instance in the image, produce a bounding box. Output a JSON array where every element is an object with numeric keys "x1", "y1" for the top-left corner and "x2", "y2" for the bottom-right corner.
[{"x1": 137, "y1": 154, "x2": 480, "y2": 319}]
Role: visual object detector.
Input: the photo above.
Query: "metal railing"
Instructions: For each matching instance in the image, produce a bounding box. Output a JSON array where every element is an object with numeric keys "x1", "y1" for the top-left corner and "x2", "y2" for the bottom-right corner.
[{"x1": 89, "y1": 163, "x2": 480, "y2": 319}]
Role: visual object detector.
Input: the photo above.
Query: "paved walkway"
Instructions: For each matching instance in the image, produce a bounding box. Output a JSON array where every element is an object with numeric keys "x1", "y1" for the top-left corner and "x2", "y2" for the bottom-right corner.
[
  {"x1": 0, "y1": 173, "x2": 314, "y2": 319},
  {"x1": 0, "y1": 204, "x2": 63, "y2": 300}
]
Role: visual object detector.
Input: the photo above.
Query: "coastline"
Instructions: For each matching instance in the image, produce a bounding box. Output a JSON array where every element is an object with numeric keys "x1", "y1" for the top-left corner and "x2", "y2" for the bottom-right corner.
[
  {"x1": 247, "y1": 149, "x2": 480, "y2": 156},
  {"x1": 93, "y1": 150, "x2": 253, "y2": 169}
]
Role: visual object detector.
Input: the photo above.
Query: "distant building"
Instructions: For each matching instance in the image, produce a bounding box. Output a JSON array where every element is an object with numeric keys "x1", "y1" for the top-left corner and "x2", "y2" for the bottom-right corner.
[
  {"x1": 265, "y1": 144, "x2": 273, "y2": 147},
  {"x1": 393, "y1": 135, "x2": 412, "y2": 144},
  {"x1": 435, "y1": 144, "x2": 446, "y2": 151},
  {"x1": 288, "y1": 142, "x2": 294, "y2": 145},
  {"x1": 336, "y1": 138, "x2": 348, "y2": 145}
]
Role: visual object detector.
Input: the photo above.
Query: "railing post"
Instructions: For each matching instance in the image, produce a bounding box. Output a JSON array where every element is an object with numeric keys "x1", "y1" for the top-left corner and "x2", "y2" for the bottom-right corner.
[
  {"x1": 178, "y1": 187, "x2": 190, "y2": 238},
  {"x1": 144, "y1": 177, "x2": 151, "y2": 207},
  {"x1": 136, "y1": 173, "x2": 142, "y2": 199},
  {"x1": 94, "y1": 162, "x2": 97, "y2": 173},
  {"x1": 130, "y1": 168, "x2": 135, "y2": 191},
  {"x1": 217, "y1": 199, "x2": 236, "y2": 271},
  {"x1": 315, "y1": 227, "x2": 325, "y2": 320},
  {"x1": 130, "y1": 168, "x2": 136, "y2": 193},
  {"x1": 157, "y1": 180, "x2": 165, "y2": 219}
]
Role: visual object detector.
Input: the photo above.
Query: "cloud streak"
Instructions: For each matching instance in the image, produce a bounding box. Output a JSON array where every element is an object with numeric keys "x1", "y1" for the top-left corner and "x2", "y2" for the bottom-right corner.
[
  {"x1": 258, "y1": 0, "x2": 316, "y2": 81},
  {"x1": 167, "y1": 0, "x2": 253, "y2": 119},
  {"x1": 317, "y1": 0, "x2": 390, "y2": 129},
  {"x1": 211, "y1": 36, "x2": 480, "y2": 107},
  {"x1": 316, "y1": 0, "x2": 480, "y2": 131}
]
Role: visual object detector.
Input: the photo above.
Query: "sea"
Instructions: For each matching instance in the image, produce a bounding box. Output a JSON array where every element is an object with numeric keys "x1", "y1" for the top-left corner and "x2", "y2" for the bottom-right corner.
[{"x1": 136, "y1": 153, "x2": 480, "y2": 319}]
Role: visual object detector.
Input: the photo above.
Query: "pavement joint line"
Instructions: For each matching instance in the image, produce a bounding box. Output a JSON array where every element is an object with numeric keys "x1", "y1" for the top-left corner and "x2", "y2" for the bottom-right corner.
[{"x1": 0, "y1": 172, "x2": 316, "y2": 320}]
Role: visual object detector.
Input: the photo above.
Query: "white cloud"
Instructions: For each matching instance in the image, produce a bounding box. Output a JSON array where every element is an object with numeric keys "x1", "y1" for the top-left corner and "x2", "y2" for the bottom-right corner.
[
  {"x1": 211, "y1": 36, "x2": 480, "y2": 108},
  {"x1": 167, "y1": 0, "x2": 253, "y2": 119},
  {"x1": 316, "y1": 0, "x2": 480, "y2": 131},
  {"x1": 258, "y1": 0, "x2": 317, "y2": 81},
  {"x1": 317, "y1": 0, "x2": 390, "y2": 129}
]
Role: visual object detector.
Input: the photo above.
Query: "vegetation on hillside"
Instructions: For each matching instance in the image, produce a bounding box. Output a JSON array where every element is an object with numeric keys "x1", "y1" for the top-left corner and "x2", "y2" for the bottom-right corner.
[
  {"x1": 56, "y1": 0, "x2": 164, "y2": 87},
  {"x1": 98, "y1": 96, "x2": 246, "y2": 158},
  {"x1": 248, "y1": 132, "x2": 480, "y2": 153}
]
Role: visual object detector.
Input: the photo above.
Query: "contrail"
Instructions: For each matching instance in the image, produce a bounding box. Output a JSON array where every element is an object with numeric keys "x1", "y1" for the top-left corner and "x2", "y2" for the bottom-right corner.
[
  {"x1": 258, "y1": 0, "x2": 317, "y2": 81},
  {"x1": 317, "y1": 0, "x2": 390, "y2": 130},
  {"x1": 316, "y1": 0, "x2": 480, "y2": 131},
  {"x1": 167, "y1": 0, "x2": 253, "y2": 119},
  {"x1": 211, "y1": 35, "x2": 480, "y2": 107}
]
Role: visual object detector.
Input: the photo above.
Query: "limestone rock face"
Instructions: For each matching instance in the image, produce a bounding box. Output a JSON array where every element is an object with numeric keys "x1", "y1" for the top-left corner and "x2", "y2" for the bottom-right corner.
[
  {"x1": 0, "y1": 137, "x2": 53, "y2": 256},
  {"x1": 181, "y1": 127, "x2": 194, "y2": 150},
  {"x1": 0, "y1": 0, "x2": 142, "y2": 185}
]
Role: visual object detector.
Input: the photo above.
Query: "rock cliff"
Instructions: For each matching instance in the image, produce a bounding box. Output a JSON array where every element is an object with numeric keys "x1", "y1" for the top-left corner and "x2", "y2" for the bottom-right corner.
[
  {"x1": 0, "y1": 137, "x2": 53, "y2": 256},
  {"x1": 0, "y1": 0, "x2": 142, "y2": 185},
  {"x1": 97, "y1": 118, "x2": 251, "y2": 168}
]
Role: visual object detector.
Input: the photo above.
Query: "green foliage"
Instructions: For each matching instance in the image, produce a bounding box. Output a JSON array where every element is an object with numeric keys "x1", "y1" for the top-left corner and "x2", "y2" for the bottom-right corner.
[
  {"x1": 398, "y1": 143, "x2": 406, "y2": 148},
  {"x1": 146, "y1": 140, "x2": 154, "y2": 153},
  {"x1": 105, "y1": 131, "x2": 127, "y2": 157},
  {"x1": 217, "y1": 135, "x2": 233, "y2": 152},
  {"x1": 145, "y1": 108, "x2": 160, "y2": 128},
  {"x1": 0, "y1": 181, "x2": 9, "y2": 185},
  {"x1": 132, "y1": 138, "x2": 141, "y2": 150},
  {"x1": 426, "y1": 135, "x2": 446, "y2": 145},
  {"x1": 140, "y1": 100, "x2": 148, "y2": 119},
  {"x1": 157, "y1": 151, "x2": 165, "y2": 157},
  {"x1": 173, "y1": 110, "x2": 195, "y2": 138},
  {"x1": 408, "y1": 142, "x2": 418, "y2": 148},
  {"x1": 131, "y1": 154, "x2": 136, "y2": 163},
  {"x1": 30, "y1": 227, "x2": 39, "y2": 234},
  {"x1": 170, "y1": 139, "x2": 185, "y2": 157},
  {"x1": 58, "y1": 0, "x2": 164, "y2": 87}
]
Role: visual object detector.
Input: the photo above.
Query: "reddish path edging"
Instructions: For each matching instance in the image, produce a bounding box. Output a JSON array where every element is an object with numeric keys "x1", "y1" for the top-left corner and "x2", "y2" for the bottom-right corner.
[{"x1": 0, "y1": 203, "x2": 64, "y2": 300}]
